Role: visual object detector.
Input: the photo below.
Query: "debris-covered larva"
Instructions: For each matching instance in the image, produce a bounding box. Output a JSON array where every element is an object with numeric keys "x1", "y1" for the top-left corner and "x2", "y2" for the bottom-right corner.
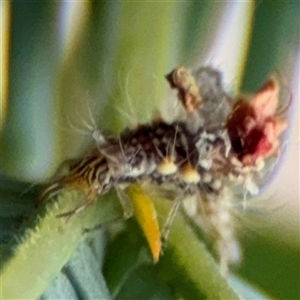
[{"x1": 37, "y1": 65, "x2": 288, "y2": 272}]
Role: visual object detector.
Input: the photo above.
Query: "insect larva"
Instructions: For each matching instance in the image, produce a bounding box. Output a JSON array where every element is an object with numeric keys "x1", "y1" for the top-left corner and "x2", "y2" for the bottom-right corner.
[{"x1": 37, "y1": 65, "x2": 288, "y2": 272}]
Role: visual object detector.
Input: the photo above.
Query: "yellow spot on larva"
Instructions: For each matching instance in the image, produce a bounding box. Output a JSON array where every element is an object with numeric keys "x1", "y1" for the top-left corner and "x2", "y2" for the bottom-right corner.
[
  {"x1": 156, "y1": 157, "x2": 177, "y2": 175},
  {"x1": 181, "y1": 163, "x2": 200, "y2": 183}
]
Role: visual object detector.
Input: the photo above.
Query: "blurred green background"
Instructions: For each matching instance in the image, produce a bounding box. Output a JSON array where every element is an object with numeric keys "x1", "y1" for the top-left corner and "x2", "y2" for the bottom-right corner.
[{"x1": 1, "y1": 1, "x2": 299, "y2": 299}]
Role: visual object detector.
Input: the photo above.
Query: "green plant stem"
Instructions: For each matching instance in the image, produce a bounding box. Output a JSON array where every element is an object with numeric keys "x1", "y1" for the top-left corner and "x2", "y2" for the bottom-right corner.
[{"x1": 0, "y1": 190, "x2": 123, "y2": 299}]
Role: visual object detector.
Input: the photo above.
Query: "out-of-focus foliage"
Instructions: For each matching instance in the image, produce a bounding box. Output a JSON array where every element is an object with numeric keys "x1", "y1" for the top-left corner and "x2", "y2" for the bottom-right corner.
[{"x1": 0, "y1": 1, "x2": 299, "y2": 299}]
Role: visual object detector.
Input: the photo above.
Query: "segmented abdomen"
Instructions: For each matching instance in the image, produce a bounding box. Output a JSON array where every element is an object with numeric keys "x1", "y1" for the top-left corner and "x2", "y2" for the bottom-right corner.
[{"x1": 61, "y1": 120, "x2": 234, "y2": 201}]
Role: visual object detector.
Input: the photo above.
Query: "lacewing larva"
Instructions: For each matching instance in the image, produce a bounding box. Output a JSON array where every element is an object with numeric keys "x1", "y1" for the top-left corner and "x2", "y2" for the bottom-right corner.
[{"x1": 37, "y1": 65, "x2": 288, "y2": 272}]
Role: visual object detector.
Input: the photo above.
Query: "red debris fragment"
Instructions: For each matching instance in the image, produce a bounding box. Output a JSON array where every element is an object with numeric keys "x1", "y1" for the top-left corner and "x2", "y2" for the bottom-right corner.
[{"x1": 226, "y1": 78, "x2": 288, "y2": 166}]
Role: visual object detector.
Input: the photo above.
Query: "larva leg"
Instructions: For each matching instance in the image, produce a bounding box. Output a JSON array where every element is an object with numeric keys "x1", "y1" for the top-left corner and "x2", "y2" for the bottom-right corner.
[
  {"x1": 36, "y1": 159, "x2": 78, "y2": 208},
  {"x1": 161, "y1": 192, "x2": 184, "y2": 246},
  {"x1": 115, "y1": 187, "x2": 133, "y2": 219},
  {"x1": 56, "y1": 188, "x2": 99, "y2": 219},
  {"x1": 35, "y1": 182, "x2": 64, "y2": 208}
]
